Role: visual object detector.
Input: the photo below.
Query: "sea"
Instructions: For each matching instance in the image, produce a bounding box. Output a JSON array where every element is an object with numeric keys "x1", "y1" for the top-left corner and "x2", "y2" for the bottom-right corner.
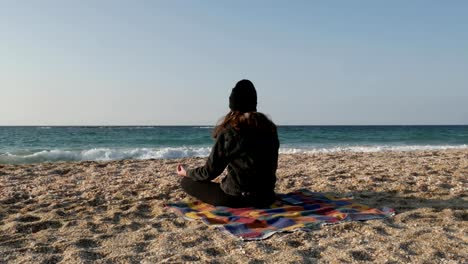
[{"x1": 0, "y1": 126, "x2": 467, "y2": 164}]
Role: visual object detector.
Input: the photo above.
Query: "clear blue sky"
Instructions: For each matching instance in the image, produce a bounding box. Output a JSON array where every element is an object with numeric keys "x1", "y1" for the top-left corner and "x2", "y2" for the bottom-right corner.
[{"x1": 1, "y1": 1, "x2": 467, "y2": 125}]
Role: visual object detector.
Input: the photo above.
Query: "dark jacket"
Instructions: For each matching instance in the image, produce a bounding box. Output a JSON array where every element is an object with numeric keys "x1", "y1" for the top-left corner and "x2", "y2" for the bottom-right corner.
[{"x1": 187, "y1": 125, "x2": 279, "y2": 197}]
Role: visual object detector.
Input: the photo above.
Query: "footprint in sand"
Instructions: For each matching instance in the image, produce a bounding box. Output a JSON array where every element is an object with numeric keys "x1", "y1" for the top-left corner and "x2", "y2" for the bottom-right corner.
[
  {"x1": 0, "y1": 238, "x2": 27, "y2": 249},
  {"x1": 349, "y1": 250, "x2": 374, "y2": 261},
  {"x1": 181, "y1": 241, "x2": 197, "y2": 248},
  {"x1": 15, "y1": 215, "x2": 41, "y2": 222},
  {"x1": 40, "y1": 255, "x2": 63, "y2": 264},
  {"x1": 143, "y1": 233, "x2": 156, "y2": 241},
  {"x1": 286, "y1": 240, "x2": 303, "y2": 248},
  {"x1": 203, "y1": 247, "x2": 223, "y2": 257},
  {"x1": 181, "y1": 255, "x2": 200, "y2": 262},
  {"x1": 112, "y1": 221, "x2": 143, "y2": 233},
  {"x1": 54, "y1": 209, "x2": 74, "y2": 219},
  {"x1": 97, "y1": 234, "x2": 113, "y2": 240},
  {"x1": 112, "y1": 224, "x2": 127, "y2": 233},
  {"x1": 76, "y1": 250, "x2": 105, "y2": 261},
  {"x1": 51, "y1": 201, "x2": 73, "y2": 209},
  {"x1": 15, "y1": 220, "x2": 62, "y2": 234},
  {"x1": 133, "y1": 242, "x2": 149, "y2": 253},
  {"x1": 132, "y1": 203, "x2": 153, "y2": 218},
  {"x1": 111, "y1": 212, "x2": 122, "y2": 223},
  {"x1": 398, "y1": 241, "x2": 417, "y2": 256},
  {"x1": 128, "y1": 221, "x2": 143, "y2": 231},
  {"x1": 151, "y1": 222, "x2": 162, "y2": 231},
  {"x1": 99, "y1": 212, "x2": 121, "y2": 224},
  {"x1": 32, "y1": 245, "x2": 63, "y2": 254},
  {"x1": 64, "y1": 220, "x2": 78, "y2": 228},
  {"x1": 373, "y1": 226, "x2": 390, "y2": 236},
  {"x1": 119, "y1": 204, "x2": 132, "y2": 211},
  {"x1": 453, "y1": 211, "x2": 467, "y2": 221},
  {"x1": 172, "y1": 219, "x2": 186, "y2": 228},
  {"x1": 255, "y1": 242, "x2": 277, "y2": 254},
  {"x1": 87, "y1": 221, "x2": 106, "y2": 234},
  {"x1": 74, "y1": 238, "x2": 100, "y2": 249},
  {"x1": 247, "y1": 259, "x2": 265, "y2": 264},
  {"x1": 94, "y1": 205, "x2": 108, "y2": 213},
  {"x1": 295, "y1": 248, "x2": 321, "y2": 259}
]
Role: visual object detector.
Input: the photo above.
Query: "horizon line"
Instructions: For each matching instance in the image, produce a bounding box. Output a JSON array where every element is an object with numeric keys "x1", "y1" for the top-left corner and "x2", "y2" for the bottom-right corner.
[{"x1": 1, "y1": 124, "x2": 467, "y2": 127}]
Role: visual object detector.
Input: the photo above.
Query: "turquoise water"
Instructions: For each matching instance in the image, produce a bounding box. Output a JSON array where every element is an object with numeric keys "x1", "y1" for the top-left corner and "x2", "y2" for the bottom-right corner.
[{"x1": 0, "y1": 126, "x2": 467, "y2": 164}]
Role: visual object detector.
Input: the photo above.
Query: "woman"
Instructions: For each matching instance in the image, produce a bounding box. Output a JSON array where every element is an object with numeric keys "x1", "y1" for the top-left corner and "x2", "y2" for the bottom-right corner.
[{"x1": 176, "y1": 79, "x2": 279, "y2": 208}]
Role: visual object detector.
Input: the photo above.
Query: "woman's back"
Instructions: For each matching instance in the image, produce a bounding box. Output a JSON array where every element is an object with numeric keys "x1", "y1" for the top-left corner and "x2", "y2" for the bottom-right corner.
[
  {"x1": 215, "y1": 112, "x2": 279, "y2": 197},
  {"x1": 178, "y1": 79, "x2": 279, "y2": 208}
]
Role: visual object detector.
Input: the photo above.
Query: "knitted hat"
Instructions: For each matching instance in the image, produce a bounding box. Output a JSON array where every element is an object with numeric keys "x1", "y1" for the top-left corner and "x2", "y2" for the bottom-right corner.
[{"x1": 229, "y1": 79, "x2": 257, "y2": 112}]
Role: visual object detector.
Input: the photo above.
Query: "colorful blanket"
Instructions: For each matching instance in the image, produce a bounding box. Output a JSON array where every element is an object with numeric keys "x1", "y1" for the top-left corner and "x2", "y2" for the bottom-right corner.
[{"x1": 165, "y1": 189, "x2": 395, "y2": 240}]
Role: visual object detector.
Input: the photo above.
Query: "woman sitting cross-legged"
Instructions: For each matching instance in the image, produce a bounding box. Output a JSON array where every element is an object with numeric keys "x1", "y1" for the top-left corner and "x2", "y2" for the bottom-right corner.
[{"x1": 176, "y1": 79, "x2": 279, "y2": 208}]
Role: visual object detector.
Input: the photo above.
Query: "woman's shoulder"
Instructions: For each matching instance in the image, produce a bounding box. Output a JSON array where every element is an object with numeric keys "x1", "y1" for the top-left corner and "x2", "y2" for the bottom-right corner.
[
  {"x1": 213, "y1": 111, "x2": 277, "y2": 140},
  {"x1": 217, "y1": 125, "x2": 239, "y2": 139}
]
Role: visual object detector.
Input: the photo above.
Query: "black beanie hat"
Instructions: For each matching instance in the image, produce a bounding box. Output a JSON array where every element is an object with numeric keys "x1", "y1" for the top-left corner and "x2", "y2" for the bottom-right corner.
[{"x1": 229, "y1": 79, "x2": 257, "y2": 112}]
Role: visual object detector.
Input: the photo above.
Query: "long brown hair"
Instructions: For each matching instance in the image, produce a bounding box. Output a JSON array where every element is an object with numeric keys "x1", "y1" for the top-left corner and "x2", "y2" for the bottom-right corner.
[{"x1": 212, "y1": 111, "x2": 277, "y2": 138}]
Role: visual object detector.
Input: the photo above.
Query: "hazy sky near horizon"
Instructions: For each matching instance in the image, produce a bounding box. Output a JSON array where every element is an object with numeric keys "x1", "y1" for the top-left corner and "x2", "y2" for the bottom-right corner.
[{"x1": 1, "y1": 1, "x2": 467, "y2": 125}]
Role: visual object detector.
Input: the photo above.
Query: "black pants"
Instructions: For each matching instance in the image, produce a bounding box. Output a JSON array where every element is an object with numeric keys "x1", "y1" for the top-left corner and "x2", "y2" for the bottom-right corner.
[{"x1": 180, "y1": 177, "x2": 274, "y2": 208}]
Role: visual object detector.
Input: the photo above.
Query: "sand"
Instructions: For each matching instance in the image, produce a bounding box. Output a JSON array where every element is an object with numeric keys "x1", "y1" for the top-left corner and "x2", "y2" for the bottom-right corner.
[{"x1": 0, "y1": 150, "x2": 467, "y2": 263}]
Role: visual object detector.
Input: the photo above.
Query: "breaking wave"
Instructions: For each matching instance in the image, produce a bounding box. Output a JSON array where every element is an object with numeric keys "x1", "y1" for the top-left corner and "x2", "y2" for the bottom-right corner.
[
  {"x1": 279, "y1": 144, "x2": 468, "y2": 154},
  {"x1": 0, "y1": 144, "x2": 467, "y2": 164},
  {"x1": 0, "y1": 147, "x2": 211, "y2": 164}
]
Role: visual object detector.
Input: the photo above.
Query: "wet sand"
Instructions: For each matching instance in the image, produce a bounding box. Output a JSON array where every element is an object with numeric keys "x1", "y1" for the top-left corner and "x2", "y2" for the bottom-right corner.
[{"x1": 0, "y1": 150, "x2": 467, "y2": 263}]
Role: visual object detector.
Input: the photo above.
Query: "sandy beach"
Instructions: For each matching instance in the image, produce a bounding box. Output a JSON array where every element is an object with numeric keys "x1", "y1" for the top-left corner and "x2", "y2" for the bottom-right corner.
[{"x1": 0, "y1": 150, "x2": 466, "y2": 263}]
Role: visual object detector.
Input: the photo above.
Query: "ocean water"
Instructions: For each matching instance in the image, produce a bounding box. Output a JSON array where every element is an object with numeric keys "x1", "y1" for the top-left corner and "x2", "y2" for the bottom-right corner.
[{"x1": 0, "y1": 126, "x2": 467, "y2": 164}]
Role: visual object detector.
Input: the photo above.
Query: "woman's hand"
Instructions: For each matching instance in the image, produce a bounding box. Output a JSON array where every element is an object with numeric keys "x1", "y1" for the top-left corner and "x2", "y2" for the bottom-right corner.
[{"x1": 176, "y1": 164, "x2": 187, "y2": 177}]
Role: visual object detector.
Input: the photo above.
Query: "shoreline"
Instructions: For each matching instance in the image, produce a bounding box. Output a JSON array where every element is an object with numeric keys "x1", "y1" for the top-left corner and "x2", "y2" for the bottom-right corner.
[
  {"x1": 2, "y1": 145, "x2": 468, "y2": 165},
  {"x1": 1, "y1": 149, "x2": 467, "y2": 263}
]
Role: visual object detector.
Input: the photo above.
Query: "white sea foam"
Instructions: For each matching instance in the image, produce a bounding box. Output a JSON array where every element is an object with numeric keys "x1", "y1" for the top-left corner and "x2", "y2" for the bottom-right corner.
[
  {"x1": 1, "y1": 145, "x2": 467, "y2": 164},
  {"x1": 0, "y1": 147, "x2": 211, "y2": 164},
  {"x1": 279, "y1": 144, "x2": 468, "y2": 154}
]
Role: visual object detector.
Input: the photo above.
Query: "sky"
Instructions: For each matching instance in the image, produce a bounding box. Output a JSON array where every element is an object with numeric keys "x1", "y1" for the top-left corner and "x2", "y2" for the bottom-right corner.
[{"x1": 1, "y1": 1, "x2": 467, "y2": 125}]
